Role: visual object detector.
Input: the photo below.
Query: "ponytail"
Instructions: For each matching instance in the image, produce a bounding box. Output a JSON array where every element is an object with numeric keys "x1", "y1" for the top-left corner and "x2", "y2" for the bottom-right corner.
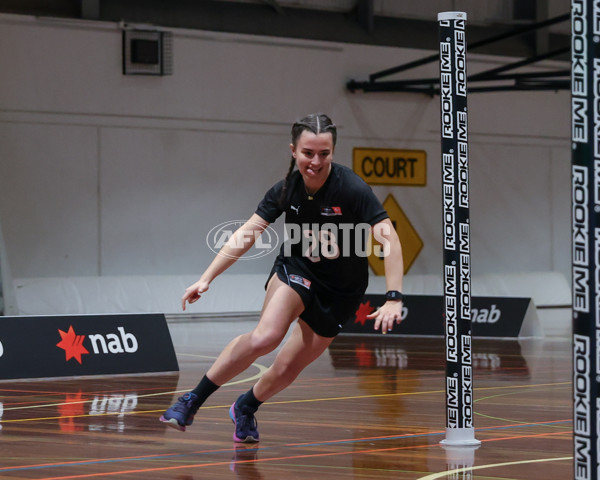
[{"x1": 278, "y1": 156, "x2": 296, "y2": 209}]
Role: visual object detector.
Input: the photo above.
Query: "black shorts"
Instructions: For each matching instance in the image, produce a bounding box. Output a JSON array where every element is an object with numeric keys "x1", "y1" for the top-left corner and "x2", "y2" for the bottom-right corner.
[{"x1": 267, "y1": 261, "x2": 362, "y2": 338}]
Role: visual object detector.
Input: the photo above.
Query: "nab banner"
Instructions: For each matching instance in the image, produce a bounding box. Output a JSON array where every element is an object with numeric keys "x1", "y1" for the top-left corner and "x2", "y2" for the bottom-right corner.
[
  {"x1": 0, "y1": 313, "x2": 179, "y2": 380},
  {"x1": 342, "y1": 294, "x2": 535, "y2": 338}
]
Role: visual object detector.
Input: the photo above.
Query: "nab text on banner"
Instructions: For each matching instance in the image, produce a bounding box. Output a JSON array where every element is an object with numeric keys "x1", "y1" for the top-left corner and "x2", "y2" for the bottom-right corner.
[
  {"x1": 343, "y1": 295, "x2": 533, "y2": 338},
  {"x1": 0, "y1": 313, "x2": 179, "y2": 380}
]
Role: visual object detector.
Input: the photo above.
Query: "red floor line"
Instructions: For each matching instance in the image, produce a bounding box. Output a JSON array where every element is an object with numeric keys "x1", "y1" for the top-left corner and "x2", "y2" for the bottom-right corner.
[
  {"x1": 35, "y1": 430, "x2": 572, "y2": 480},
  {"x1": 2, "y1": 420, "x2": 570, "y2": 474},
  {"x1": 482, "y1": 431, "x2": 569, "y2": 442},
  {"x1": 34, "y1": 444, "x2": 441, "y2": 480},
  {"x1": 285, "y1": 419, "x2": 571, "y2": 447},
  {"x1": 0, "y1": 447, "x2": 239, "y2": 471},
  {"x1": 0, "y1": 385, "x2": 170, "y2": 396}
]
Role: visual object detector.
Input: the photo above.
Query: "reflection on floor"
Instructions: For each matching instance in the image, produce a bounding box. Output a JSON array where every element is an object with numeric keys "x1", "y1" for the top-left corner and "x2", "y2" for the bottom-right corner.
[{"x1": 0, "y1": 319, "x2": 572, "y2": 480}]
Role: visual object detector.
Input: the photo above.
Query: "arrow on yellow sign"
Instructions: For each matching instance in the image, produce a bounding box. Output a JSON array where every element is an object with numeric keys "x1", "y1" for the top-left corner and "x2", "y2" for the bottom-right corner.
[{"x1": 369, "y1": 194, "x2": 423, "y2": 275}]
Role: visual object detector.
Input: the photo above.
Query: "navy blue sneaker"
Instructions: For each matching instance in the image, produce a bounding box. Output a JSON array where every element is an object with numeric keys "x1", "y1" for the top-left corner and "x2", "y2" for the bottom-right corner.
[
  {"x1": 229, "y1": 399, "x2": 260, "y2": 443},
  {"x1": 159, "y1": 392, "x2": 200, "y2": 431}
]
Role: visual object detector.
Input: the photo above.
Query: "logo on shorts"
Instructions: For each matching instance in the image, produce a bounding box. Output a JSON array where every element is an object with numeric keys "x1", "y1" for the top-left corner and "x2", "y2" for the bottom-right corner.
[
  {"x1": 206, "y1": 220, "x2": 279, "y2": 259},
  {"x1": 289, "y1": 274, "x2": 311, "y2": 289},
  {"x1": 321, "y1": 206, "x2": 342, "y2": 216}
]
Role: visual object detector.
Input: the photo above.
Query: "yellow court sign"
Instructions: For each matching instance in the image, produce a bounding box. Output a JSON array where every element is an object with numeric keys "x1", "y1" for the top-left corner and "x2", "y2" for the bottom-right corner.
[
  {"x1": 369, "y1": 194, "x2": 423, "y2": 276},
  {"x1": 353, "y1": 148, "x2": 426, "y2": 186}
]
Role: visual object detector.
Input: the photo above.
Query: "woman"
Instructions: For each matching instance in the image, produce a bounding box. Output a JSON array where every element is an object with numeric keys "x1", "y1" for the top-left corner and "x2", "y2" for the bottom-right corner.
[{"x1": 160, "y1": 113, "x2": 404, "y2": 442}]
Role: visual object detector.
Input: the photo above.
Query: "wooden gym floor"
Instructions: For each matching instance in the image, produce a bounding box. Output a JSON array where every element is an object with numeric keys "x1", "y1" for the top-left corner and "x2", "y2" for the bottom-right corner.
[{"x1": 0, "y1": 318, "x2": 572, "y2": 479}]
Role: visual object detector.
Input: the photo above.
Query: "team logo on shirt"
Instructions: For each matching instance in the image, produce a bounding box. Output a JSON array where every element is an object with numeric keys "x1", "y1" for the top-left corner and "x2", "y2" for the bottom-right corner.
[
  {"x1": 321, "y1": 206, "x2": 342, "y2": 216},
  {"x1": 289, "y1": 274, "x2": 311, "y2": 289}
]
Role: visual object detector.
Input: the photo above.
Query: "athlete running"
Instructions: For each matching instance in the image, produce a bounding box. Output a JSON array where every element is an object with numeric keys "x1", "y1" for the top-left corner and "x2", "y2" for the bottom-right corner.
[{"x1": 160, "y1": 113, "x2": 404, "y2": 442}]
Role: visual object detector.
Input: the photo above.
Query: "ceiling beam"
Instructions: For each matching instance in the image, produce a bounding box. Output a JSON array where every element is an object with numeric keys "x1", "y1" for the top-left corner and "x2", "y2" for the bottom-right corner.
[
  {"x1": 81, "y1": 0, "x2": 100, "y2": 19},
  {"x1": 259, "y1": 0, "x2": 283, "y2": 14},
  {"x1": 355, "y1": 0, "x2": 374, "y2": 33}
]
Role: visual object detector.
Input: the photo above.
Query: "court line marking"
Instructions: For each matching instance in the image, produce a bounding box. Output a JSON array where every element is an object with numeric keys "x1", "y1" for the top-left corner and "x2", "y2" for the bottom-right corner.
[
  {"x1": 1, "y1": 356, "x2": 569, "y2": 412},
  {"x1": 0, "y1": 435, "x2": 441, "y2": 473},
  {"x1": 7, "y1": 446, "x2": 440, "y2": 480},
  {"x1": 11, "y1": 433, "x2": 573, "y2": 480},
  {"x1": 473, "y1": 386, "x2": 571, "y2": 427},
  {"x1": 0, "y1": 380, "x2": 570, "y2": 423},
  {"x1": 475, "y1": 411, "x2": 572, "y2": 429},
  {"x1": 283, "y1": 424, "x2": 570, "y2": 448},
  {"x1": 415, "y1": 455, "x2": 572, "y2": 480},
  {"x1": 475, "y1": 384, "x2": 570, "y2": 404},
  {"x1": 1, "y1": 358, "x2": 268, "y2": 413},
  {"x1": 262, "y1": 381, "x2": 570, "y2": 406},
  {"x1": 0, "y1": 422, "x2": 571, "y2": 473}
]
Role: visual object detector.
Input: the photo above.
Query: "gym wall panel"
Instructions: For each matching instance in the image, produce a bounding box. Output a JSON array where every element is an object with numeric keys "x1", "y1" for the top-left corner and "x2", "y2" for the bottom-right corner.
[
  {"x1": 467, "y1": 89, "x2": 570, "y2": 141},
  {"x1": 0, "y1": 123, "x2": 99, "y2": 277},
  {"x1": 98, "y1": 127, "x2": 288, "y2": 275},
  {"x1": 0, "y1": 13, "x2": 572, "y2": 316},
  {"x1": 0, "y1": 20, "x2": 121, "y2": 114},
  {"x1": 467, "y1": 143, "x2": 554, "y2": 274},
  {"x1": 0, "y1": 16, "x2": 346, "y2": 125}
]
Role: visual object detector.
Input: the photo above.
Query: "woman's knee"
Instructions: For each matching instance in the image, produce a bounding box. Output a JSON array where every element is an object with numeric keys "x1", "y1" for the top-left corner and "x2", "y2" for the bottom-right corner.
[{"x1": 247, "y1": 329, "x2": 284, "y2": 356}]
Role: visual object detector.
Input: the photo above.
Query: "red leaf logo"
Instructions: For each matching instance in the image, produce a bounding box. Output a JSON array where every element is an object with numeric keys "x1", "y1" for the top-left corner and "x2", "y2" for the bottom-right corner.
[
  {"x1": 355, "y1": 343, "x2": 374, "y2": 367},
  {"x1": 354, "y1": 300, "x2": 375, "y2": 326},
  {"x1": 58, "y1": 391, "x2": 85, "y2": 432},
  {"x1": 57, "y1": 326, "x2": 89, "y2": 364}
]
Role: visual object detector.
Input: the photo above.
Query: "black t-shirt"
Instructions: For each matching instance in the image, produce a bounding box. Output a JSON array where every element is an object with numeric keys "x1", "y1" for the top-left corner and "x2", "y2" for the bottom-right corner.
[{"x1": 256, "y1": 163, "x2": 389, "y2": 297}]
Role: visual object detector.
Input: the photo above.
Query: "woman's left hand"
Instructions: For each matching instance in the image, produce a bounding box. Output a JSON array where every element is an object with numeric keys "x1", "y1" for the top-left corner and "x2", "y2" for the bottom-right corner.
[{"x1": 367, "y1": 301, "x2": 403, "y2": 334}]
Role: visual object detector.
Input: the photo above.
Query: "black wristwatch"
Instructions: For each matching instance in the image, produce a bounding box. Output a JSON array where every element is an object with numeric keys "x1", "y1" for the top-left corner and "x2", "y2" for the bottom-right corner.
[{"x1": 385, "y1": 290, "x2": 404, "y2": 301}]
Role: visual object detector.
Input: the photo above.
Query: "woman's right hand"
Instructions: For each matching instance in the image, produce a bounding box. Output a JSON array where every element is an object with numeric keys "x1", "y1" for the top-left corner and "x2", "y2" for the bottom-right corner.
[{"x1": 182, "y1": 278, "x2": 210, "y2": 311}]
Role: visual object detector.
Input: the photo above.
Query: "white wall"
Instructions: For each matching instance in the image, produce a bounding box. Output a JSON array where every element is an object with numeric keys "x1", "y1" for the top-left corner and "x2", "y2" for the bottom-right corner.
[{"x1": 0, "y1": 13, "x2": 571, "y2": 315}]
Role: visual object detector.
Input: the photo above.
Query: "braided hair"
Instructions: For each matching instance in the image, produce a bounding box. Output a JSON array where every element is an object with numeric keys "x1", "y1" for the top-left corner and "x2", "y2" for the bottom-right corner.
[{"x1": 278, "y1": 113, "x2": 337, "y2": 209}]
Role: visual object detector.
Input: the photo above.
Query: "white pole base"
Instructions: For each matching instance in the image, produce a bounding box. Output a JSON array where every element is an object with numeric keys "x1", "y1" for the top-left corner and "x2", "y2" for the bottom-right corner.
[
  {"x1": 440, "y1": 427, "x2": 481, "y2": 446},
  {"x1": 437, "y1": 11, "x2": 467, "y2": 22},
  {"x1": 442, "y1": 444, "x2": 480, "y2": 473}
]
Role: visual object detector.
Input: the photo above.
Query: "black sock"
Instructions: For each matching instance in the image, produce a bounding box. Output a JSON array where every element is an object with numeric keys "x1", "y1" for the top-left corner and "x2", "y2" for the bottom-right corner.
[
  {"x1": 190, "y1": 375, "x2": 220, "y2": 407},
  {"x1": 235, "y1": 387, "x2": 263, "y2": 414}
]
